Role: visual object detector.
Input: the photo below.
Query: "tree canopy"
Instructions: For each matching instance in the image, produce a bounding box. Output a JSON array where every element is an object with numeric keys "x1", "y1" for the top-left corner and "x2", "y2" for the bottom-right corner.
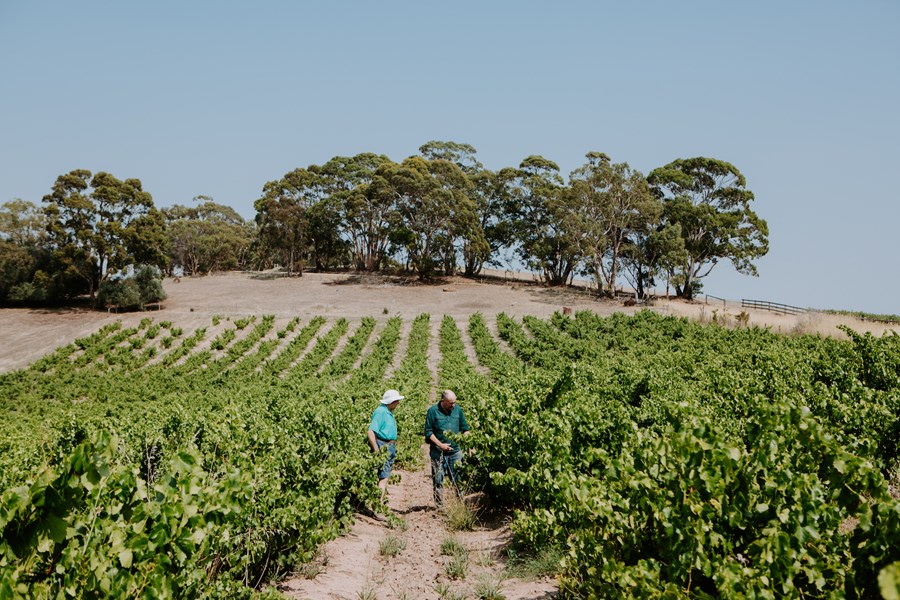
[
  {"x1": 648, "y1": 157, "x2": 769, "y2": 299},
  {"x1": 41, "y1": 170, "x2": 166, "y2": 304},
  {"x1": 1, "y1": 148, "x2": 769, "y2": 307},
  {"x1": 164, "y1": 196, "x2": 253, "y2": 275}
]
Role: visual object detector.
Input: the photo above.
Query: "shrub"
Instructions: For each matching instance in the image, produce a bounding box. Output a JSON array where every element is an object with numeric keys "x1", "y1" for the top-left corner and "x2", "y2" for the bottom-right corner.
[{"x1": 97, "y1": 265, "x2": 166, "y2": 310}]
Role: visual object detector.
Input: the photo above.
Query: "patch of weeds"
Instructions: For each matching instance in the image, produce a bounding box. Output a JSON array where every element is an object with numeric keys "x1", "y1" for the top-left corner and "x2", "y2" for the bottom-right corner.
[
  {"x1": 434, "y1": 582, "x2": 466, "y2": 600},
  {"x1": 444, "y1": 497, "x2": 477, "y2": 532},
  {"x1": 474, "y1": 550, "x2": 495, "y2": 567},
  {"x1": 446, "y1": 552, "x2": 468, "y2": 580},
  {"x1": 440, "y1": 537, "x2": 467, "y2": 557},
  {"x1": 161, "y1": 336, "x2": 174, "y2": 349},
  {"x1": 212, "y1": 315, "x2": 222, "y2": 326},
  {"x1": 387, "y1": 515, "x2": 408, "y2": 532},
  {"x1": 505, "y1": 545, "x2": 563, "y2": 579},
  {"x1": 298, "y1": 549, "x2": 329, "y2": 579},
  {"x1": 379, "y1": 534, "x2": 406, "y2": 558},
  {"x1": 357, "y1": 584, "x2": 377, "y2": 600},
  {"x1": 473, "y1": 574, "x2": 506, "y2": 600}
]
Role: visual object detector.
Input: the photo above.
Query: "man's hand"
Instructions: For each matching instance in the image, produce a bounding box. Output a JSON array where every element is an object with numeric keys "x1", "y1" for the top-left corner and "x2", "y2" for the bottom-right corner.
[{"x1": 439, "y1": 442, "x2": 452, "y2": 453}]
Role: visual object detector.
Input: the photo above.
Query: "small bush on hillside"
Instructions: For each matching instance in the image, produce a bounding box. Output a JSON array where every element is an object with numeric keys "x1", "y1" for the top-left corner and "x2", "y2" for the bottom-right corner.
[{"x1": 98, "y1": 265, "x2": 166, "y2": 311}]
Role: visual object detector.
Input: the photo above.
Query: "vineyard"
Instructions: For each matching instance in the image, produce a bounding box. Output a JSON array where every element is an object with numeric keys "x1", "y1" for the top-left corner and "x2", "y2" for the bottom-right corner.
[{"x1": 1, "y1": 311, "x2": 899, "y2": 598}]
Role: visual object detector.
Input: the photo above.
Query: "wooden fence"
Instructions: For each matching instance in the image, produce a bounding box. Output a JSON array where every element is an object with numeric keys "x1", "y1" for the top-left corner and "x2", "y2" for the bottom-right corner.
[
  {"x1": 741, "y1": 299, "x2": 808, "y2": 316},
  {"x1": 705, "y1": 294, "x2": 728, "y2": 306}
]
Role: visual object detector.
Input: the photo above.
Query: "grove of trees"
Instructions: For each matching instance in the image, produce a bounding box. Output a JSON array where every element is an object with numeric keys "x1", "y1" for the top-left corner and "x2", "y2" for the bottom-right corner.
[{"x1": 0, "y1": 143, "x2": 768, "y2": 307}]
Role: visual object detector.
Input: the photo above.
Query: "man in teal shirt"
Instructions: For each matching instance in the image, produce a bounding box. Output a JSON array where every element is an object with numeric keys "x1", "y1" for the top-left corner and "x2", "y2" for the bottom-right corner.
[
  {"x1": 367, "y1": 389, "x2": 403, "y2": 501},
  {"x1": 424, "y1": 389, "x2": 470, "y2": 507}
]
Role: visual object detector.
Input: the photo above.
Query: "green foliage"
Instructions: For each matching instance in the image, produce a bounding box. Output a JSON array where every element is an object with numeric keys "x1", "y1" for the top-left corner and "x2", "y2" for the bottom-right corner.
[
  {"x1": 880, "y1": 562, "x2": 900, "y2": 599},
  {"x1": 94, "y1": 265, "x2": 167, "y2": 310},
  {"x1": 453, "y1": 311, "x2": 900, "y2": 598},
  {"x1": 503, "y1": 545, "x2": 562, "y2": 579},
  {"x1": 499, "y1": 156, "x2": 578, "y2": 285},
  {"x1": 41, "y1": 169, "x2": 167, "y2": 304},
  {"x1": 648, "y1": 157, "x2": 768, "y2": 299},
  {"x1": 97, "y1": 278, "x2": 141, "y2": 309},
  {"x1": 375, "y1": 156, "x2": 475, "y2": 279},
  {"x1": 3, "y1": 311, "x2": 898, "y2": 598},
  {"x1": 0, "y1": 313, "x2": 412, "y2": 597},
  {"x1": 163, "y1": 197, "x2": 253, "y2": 275},
  {"x1": 565, "y1": 152, "x2": 661, "y2": 296},
  {"x1": 0, "y1": 431, "x2": 251, "y2": 598}
]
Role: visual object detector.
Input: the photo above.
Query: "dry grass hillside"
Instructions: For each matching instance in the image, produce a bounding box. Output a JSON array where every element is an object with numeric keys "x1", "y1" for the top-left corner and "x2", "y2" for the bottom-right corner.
[{"x1": 0, "y1": 270, "x2": 895, "y2": 374}]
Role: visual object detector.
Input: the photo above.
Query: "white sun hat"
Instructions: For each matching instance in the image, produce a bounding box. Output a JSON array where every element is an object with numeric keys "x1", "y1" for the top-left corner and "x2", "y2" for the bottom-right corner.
[{"x1": 381, "y1": 389, "x2": 404, "y2": 404}]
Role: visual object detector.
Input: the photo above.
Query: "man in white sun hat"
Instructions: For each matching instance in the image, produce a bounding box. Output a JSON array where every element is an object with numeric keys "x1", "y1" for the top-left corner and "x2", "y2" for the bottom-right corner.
[{"x1": 367, "y1": 389, "x2": 404, "y2": 501}]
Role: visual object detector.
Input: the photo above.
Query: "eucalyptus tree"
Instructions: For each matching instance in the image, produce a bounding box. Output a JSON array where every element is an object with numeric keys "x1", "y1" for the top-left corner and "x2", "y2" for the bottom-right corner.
[
  {"x1": 376, "y1": 155, "x2": 474, "y2": 280},
  {"x1": 419, "y1": 140, "x2": 482, "y2": 173},
  {"x1": 0, "y1": 199, "x2": 48, "y2": 246},
  {"x1": 314, "y1": 153, "x2": 393, "y2": 271},
  {"x1": 0, "y1": 240, "x2": 35, "y2": 302},
  {"x1": 620, "y1": 222, "x2": 687, "y2": 299},
  {"x1": 418, "y1": 141, "x2": 506, "y2": 276},
  {"x1": 565, "y1": 152, "x2": 661, "y2": 296},
  {"x1": 164, "y1": 196, "x2": 253, "y2": 275},
  {"x1": 0, "y1": 199, "x2": 49, "y2": 301},
  {"x1": 418, "y1": 141, "x2": 513, "y2": 277},
  {"x1": 42, "y1": 169, "x2": 166, "y2": 303},
  {"x1": 500, "y1": 156, "x2": 578, "y2": 285},
  {"x1": 648, "y1": 157, "x2": 768, "y2": 299},
  {"x1": 253, "y1": 168, "x2": 321, "y2": 275},
  {"x1": 305, "y1": 199, "x2": 350, "y2": 270}
]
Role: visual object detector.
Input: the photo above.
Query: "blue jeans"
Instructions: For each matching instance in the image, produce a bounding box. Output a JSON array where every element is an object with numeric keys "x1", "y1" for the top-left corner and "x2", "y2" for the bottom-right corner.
[
  {"x1": 430, "y1": 449, "x2": 462, "y2": 506},
  {"x1": 376, "y1": 439, "x2": 396, "y2": 480}
]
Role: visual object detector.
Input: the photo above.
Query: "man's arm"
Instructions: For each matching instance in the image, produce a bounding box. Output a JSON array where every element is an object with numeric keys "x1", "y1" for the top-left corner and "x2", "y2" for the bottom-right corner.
[
  {"x1": 366, "y1": 428, "x2": 380, "y2": 453},
  {"x1": 425, "y1": 408, "x2": 452, "y2": 452},
  {"x1": 428, "y1": 433, "x2": 452, "y2": 453}
]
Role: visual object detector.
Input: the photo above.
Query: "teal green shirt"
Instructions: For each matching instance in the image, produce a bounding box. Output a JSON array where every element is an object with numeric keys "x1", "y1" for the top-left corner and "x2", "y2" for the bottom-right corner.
[
  {"x1": 369, "y1": 404, "x2": 398, "y2": 441},
  {"x1": 424, "y1": 402, "x2": 470, "y2": 457}
]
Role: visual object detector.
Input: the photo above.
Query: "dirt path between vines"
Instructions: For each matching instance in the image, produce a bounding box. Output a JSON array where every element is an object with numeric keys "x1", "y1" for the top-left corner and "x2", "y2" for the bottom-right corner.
[{"x1": 277, "y1": 445, "x2": 558, "y2": 600}]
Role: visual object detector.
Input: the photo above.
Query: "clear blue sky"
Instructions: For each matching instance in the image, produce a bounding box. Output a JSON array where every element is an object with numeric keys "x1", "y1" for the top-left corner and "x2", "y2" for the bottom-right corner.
[{"x1": 2, "y1": 1, "x2": 898, "y2": 314}]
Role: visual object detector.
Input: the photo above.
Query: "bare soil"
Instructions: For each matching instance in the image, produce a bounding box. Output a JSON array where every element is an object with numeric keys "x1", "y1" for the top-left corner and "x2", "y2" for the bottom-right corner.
[
  {"x1": 278, "y1": 447, "x2": 558, "y2": 600},
  {"x1": 1, "y1": 270, "x2": 894, "y2": 374},
  {"x1": 1, "y1": 270, "x2": 896, "y2": 599}
]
